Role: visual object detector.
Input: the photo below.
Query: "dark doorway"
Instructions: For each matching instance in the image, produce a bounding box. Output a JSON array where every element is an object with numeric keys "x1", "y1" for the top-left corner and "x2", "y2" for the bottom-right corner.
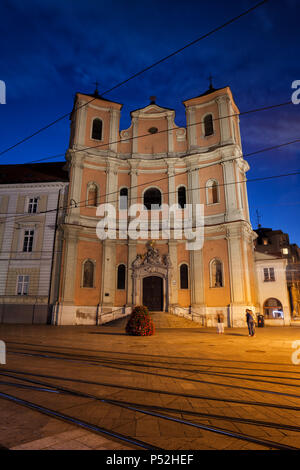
[{"x1": 143, "y1": 276, "x2": 163, "y2": 311}]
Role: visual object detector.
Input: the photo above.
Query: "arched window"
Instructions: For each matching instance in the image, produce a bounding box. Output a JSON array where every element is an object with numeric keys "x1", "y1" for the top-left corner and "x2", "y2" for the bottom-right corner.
[
  {"x1": 87, "y1": 183, "x2": 98, "y2": 207},
  {"x1": 144, "y1": 188, "x2": 162, "y2": 210},
  {"x1": 180, "y1": 264, "x2": 189, "y2": 289},
  {"x1": 178, "y1": 186, "x2": 186, "y2": 209},
  {"x1": 119, "y1": 188, "x2": 128, "y2": 210},
  {"x1": 206, "y1": 179, "x2": 219, "y2": 205},
  {"x1": 83, "y1": 260, "x2": 94, "y2": 288},
  {"x1": 263, "y1": 298, "x2": 283, "y2": 319},
  {"x1": 210, "y1": 259, "x2": 223, "y2": 287},
  {"x1": 204, "y1": 114, "x2": 214, "y2": 137},
  {"x1": 117, "y1": 264, "x2": 126, "y2": 290},
  {"x1": 92, "y1": 118, "x2": 103, "y2": 140}
]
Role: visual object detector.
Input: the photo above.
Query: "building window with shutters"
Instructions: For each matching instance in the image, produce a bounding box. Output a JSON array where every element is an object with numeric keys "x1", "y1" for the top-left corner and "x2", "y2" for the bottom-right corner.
[
  {"x1": 91, "y1": 118, "x2": 103, "y2": 140},
  {"x1": 82, "y1": 260, "x2": 95, "y2": 288},
  {"x1": 17, "y1": 275, "x2": 29, "y2": 295},
  {"x1": 23, "y1": 230, "x2": 34, "y2": 252},
  {"x1": 28, "y1": 197, "x2": 38, "y2": 213},
  {"x1": 180, "y1": 264, "x2": 189, "y2": 289},
  {"x1": 263, "y1": 267, "x2": 275, "y2": 282},
  {"x1": 117, "y1": 264, "x2": 126, "y2": 290}
]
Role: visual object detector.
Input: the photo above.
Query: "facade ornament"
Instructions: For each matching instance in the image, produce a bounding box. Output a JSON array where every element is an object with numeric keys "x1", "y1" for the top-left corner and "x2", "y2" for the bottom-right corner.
[{"x1": 131, "y1": 241, "x2": 171, "y2": 271}]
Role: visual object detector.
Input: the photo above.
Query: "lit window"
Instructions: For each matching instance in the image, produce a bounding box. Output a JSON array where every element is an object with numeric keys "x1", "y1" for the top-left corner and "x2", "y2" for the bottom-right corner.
[
  {"x1": 17, "y1": 275, "x2": 29, "y2": 295},
  {"x1": 282, "y1": 248, "x2": 289, "y2": 255},
  {"x1": 263, "y1": 298, "x2": 283, "y2": 319},
  {"x1": 23, "y1": 230, "x2": 34, "y2": 252},
  {"x1": 28, "y1": 198, "x2": 38, "y2": 213},
  {"x1": 263, "y1": 267, "x2": 275, "y2": 282}
]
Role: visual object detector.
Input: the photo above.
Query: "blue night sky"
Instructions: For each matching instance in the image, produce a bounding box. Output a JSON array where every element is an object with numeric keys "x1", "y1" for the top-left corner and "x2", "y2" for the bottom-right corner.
[{"x1": 0, "y1": 0, "x2": 299, "y2": 244}]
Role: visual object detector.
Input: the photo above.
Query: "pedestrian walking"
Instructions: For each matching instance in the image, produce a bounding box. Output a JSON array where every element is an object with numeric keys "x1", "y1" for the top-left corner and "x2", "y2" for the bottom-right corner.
[
  {"x1": 246, "y1": 309, "x2": 255, "y2": 336},
  {"x1": 216, "y1": 313, "x2": 225, "y2": 334}
]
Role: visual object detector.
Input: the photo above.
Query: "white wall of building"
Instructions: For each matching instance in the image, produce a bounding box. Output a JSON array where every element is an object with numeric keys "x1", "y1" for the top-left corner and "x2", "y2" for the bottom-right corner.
[{"x1": 255, "y1": 252, "x2": 291, "y2": 326}]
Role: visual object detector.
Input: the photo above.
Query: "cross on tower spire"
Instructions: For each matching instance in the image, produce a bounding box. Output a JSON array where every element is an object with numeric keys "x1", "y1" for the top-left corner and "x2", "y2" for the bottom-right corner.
[
  {"x1": 93, "y1": 81, "x2": 100, "y2": 97},
  {"x1": 256, "y1": 209, "x2": 262, "y2": 228}
]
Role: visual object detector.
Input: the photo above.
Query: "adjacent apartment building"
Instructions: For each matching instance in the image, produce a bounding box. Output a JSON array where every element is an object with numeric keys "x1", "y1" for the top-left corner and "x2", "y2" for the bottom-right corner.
[{"x1": 0, "y1": 163, "x2": 68, "y2": 323}]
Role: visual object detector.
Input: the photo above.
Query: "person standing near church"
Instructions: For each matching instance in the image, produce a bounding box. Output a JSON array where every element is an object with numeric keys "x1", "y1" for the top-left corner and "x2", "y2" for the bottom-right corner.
[
  {"x1": 246, "y1": 309, "x2": 255, "y2": 336},
  {"x1": 216, "y1": 313, "x2": 224, "y2": 334}
]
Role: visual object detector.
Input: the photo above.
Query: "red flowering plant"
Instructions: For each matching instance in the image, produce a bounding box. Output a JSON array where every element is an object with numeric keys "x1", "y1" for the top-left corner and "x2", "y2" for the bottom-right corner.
[{"x1": 125, "y1": 305, "x2": 155, "y2": 336}]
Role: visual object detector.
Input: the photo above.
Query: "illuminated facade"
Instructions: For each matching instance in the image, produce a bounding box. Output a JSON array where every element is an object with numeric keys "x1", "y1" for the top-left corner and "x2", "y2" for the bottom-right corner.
[{"x1": 56, "y1": 85, "x2": 258, "y2": 327}]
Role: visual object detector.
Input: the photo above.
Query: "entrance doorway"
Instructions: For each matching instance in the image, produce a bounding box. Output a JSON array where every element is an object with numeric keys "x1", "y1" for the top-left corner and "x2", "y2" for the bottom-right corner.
[{"x1": 143, "y1": 276, "x2": 163, "y2": 311}]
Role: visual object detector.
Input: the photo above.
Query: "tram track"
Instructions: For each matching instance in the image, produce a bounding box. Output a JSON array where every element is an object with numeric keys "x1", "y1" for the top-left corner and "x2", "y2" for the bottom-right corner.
[
  {"x1": 0, "y1": 373, "x2": 298, "y2": 451},
  {"x1": 7, "y1": 343, "x2": 300, "y2": 376},
  {"x1": 1, "y1": 367, "x2": 300, "y2": 412},
  {"x1": 7, "y1": 348, "x2": 300, "y2": 400},
  {"x1": 1, "y1": 371, "x2": 300, "y2": 433}
]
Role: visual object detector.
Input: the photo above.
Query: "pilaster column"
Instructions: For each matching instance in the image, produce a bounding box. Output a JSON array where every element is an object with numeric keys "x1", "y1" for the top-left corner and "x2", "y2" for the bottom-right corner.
[
  {"x1": 101, "y1": 239, "x2": 116, "y2": 306},
  {"x1": 168, "y1": 240, "x2": 178, "y2": 306},
  {"x1": 190, "y1": 248, "x2": 205, "y2": 307},
  {"x1": 167, "y1": 114, "x2": 174, "y2": 154},
  {"x1": 127, "y1": 240, "x2": 137, "y2": 305},
  {"x1": 129, "y1": 162, "x2": 139, "y2": 206},
  {"x1": 61, "y1": 227, "x2": 79, "y2": 304},
  {"x1": 186, "y1": 106, "x2": 196, "y2": 149},
  {"x1": 66, "y1": 151, "x2": 84, "y2": 224},
  {"x1": 109, "y1": 109, "x2": 120, "y2": 153},
  {"x1": 221, "y1": 159, "x2": 239, "y2": 222},
  {"x1": 105, "y1": 162, "x2": 119, "y2": 208},
  {"x1": 226, "y1": 225, "x2": 245, "y2": 304},
  {"x1": 216, "y1": 96, "x2": 233, "y2": 145},
  {"x1": 132, "y1": 117, "x2": 138, "y2": 154},
  {"x1": 74, "y1": 101, "x2": 87, "y2": 148},
  {"x1": 187, "y1": 162, "x2": 200, "y2": 222},
  {"x1": 167, "y1": 162, "x2": 175, "y2": 206}
]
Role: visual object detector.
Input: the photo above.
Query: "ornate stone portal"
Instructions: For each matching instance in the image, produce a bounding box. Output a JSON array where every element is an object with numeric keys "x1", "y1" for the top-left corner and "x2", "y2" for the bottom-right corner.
[{"x1": 131, "y1": 241, "x2": 172, "y2": 311}]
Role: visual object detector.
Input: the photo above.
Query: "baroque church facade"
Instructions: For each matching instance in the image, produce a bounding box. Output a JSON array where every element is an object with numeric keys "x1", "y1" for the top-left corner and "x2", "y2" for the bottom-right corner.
[{"x1": 55, "y1": 84, "x2": 258, "y2": 327}]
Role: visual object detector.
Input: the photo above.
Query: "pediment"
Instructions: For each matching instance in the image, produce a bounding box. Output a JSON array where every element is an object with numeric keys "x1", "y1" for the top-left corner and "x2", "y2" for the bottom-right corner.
[
  {"x1": 143, "y1": 105, "x2": 170, "y2": 114},
  {"x1": 131, "y1": 103, "x2": 174, "y2": 118}
]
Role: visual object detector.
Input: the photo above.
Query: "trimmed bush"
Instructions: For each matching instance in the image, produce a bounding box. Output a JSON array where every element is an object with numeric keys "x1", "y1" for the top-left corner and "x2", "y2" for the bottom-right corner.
[{"x1": 125, "y1": 305, "x2": 155, "y2": 336}]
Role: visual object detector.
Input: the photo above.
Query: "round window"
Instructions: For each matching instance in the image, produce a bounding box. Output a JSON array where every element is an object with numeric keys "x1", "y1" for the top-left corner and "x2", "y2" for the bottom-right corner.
[{"x1": 148, "y1": 127, "x2": 158, "y2": 134}]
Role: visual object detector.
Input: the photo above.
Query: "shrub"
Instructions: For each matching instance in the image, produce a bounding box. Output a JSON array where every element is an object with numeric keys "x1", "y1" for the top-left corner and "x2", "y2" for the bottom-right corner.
[{"x1": 125, "y1": 305, "x2": 155, "y2": 336}]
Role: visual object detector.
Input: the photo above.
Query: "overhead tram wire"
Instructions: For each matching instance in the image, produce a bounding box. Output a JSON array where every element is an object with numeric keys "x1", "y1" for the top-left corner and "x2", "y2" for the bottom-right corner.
[
  {"x1": 0, "y1": 100, "x2": 298, "y2": 219},
  {"x1": 3, "y1": 199, "x2": 300, "y2": 218},
  {"x1": 0, "y1": 135, "x2": 299, "y2": 223},
  {"x1": 26, "y1": 100, "x2": 293, "y2": 164},
  {"x1": 0, "y1": 166, "x2": 300, "y2": 226},
  {"x1": 0, "y1": 0, "x2": 270, "y2": 158}
]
